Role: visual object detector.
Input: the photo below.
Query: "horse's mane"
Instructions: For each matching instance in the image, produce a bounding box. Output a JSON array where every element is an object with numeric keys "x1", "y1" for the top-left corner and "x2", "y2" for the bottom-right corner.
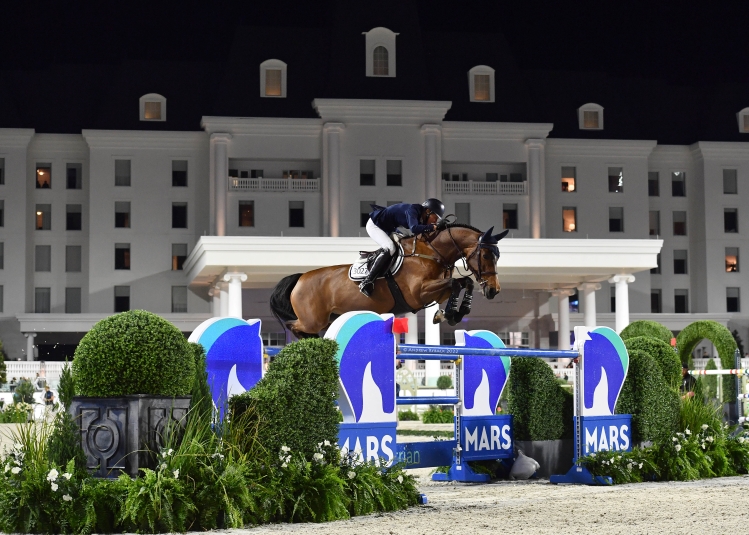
[{"x1": 445, "y1": 222, "x2": 483, "y2": 233}]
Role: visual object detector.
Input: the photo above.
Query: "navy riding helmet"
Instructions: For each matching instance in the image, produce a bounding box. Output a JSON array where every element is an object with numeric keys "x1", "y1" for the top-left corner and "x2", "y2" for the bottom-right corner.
[{"x1": 421, "y1": 198, "x2": 445, "y2": 219}]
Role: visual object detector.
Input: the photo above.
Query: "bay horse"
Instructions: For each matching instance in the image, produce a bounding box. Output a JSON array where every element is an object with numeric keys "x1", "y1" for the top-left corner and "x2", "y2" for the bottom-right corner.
[{"x1": 270, "y1": 223, "x2": 509, "y2": 339}]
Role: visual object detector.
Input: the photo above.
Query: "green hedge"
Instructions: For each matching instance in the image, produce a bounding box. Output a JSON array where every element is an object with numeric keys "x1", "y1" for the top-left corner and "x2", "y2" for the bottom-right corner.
[
  {"x1": 436, "y1": 375, "x2": 453, "y2": 390},
  {"x1": 506, "y1": 357, "x2": 566, "y2": 441},
  {"x1": 616, "y1": 349, "x2": 680, "y2": 444},
  {"x1": 229, "y1": 338, "x2": 339, "y2": 459},
  {"x1": 72, "y1": 310, "x2": 195, "y2": 397},
  {"x1": 701, "y1": 358, "x2": 718, "y2": 400},
  {"x1": 624, "y1": 336, "x2": 681, "y2": 389},
  {"x1": 676, "y1": 320, "x2": 738, "y2": 402},
  {"x1": 620, "y1": 320, "x2": 673, "y2": 345},
  {"x1": 189, "y1": 342, "x2": 213, "y2": 425}
]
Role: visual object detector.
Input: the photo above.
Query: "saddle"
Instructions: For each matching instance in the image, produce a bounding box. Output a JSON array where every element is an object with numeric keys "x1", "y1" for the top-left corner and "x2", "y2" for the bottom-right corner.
[{"x1": 348, "y1": 242, "x2": 405, "y2": 282}]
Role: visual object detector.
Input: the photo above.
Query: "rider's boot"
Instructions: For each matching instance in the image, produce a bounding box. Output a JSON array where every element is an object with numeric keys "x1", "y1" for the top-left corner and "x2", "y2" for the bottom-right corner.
[{"x1": 359, "y1": 249, "x2": 393, "y2": 298}]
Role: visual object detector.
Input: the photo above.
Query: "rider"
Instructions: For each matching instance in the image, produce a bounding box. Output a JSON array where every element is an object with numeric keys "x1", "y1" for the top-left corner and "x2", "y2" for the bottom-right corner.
[{"x1": 359, "y1": 198, "x2": 445, "y2": 297}]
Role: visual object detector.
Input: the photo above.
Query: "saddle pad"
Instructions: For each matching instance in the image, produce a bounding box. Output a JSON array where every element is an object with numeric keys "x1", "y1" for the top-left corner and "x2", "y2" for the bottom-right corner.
[{"x1": 348, "y1": 243, "x2": 405, "y2": 282}]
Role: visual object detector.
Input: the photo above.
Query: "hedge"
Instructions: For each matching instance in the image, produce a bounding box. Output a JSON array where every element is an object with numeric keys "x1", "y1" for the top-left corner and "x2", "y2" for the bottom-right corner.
[
  {"x1": 676, "y1": 320, "x2": 738, "y2": 402},
  {"x1": 506, "y1": 357, "x2": 566, "y2": 441},
  {"x1": 701, "y1": 358, "x2": 718, "y2": 400},
  {"x1": 189, "y1": 342, "x2": 213, "y2": 425},
  {"x1": 620, "y1": 320, "x2": 673, "y2": 345},
  {"x1": 624, "y1": 336, "x2": 681, "y2": 389},
  {"x1": 616, "y1": 349, "x2": 680, "y2": 444},
  {"x1": 229, "y1": 338, "x2": 339, "y2": 459}
]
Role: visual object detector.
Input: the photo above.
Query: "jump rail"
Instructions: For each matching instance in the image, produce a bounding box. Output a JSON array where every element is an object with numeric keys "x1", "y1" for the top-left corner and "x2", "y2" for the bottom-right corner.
[{"x1": 398, "y1": 344, "x2": 579, "y2": 360}]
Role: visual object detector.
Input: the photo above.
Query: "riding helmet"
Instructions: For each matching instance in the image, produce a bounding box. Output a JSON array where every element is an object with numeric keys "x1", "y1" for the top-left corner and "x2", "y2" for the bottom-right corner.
[{"x1": 421, "y1": 198, "x2": 445, "y2": 219}]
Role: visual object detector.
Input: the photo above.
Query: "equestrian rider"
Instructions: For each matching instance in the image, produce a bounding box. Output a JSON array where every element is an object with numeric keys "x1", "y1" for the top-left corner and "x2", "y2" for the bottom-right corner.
[{"x1": 359, "y1": 198, "x2": 445, "y2": 297}]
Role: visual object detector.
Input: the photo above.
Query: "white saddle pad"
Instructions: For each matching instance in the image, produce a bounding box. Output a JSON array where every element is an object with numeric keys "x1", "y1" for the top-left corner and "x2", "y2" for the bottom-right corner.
[{"x1": 348, "y1": 243, "x2": 405, "y2": 282}]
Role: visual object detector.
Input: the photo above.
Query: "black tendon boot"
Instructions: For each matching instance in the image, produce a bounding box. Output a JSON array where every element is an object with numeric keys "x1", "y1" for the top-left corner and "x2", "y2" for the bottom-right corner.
[{"x1": 359, "y1": 249, "x2": 393, "y2": 297}]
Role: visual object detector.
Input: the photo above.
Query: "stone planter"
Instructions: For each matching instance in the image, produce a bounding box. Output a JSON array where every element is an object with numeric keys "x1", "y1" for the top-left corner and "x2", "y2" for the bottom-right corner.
[
  {"x1": 516, "y1": 439, "x2": 574, "y2": 478},
  {"x1": 69, "y1": 395, "x2": 191, "y2": 478}
]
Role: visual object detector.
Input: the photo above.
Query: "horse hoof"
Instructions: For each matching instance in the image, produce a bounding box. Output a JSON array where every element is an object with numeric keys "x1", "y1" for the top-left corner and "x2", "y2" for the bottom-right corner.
[{"x1": 433, "y1": 310, "x2": 446, "y2": 324}]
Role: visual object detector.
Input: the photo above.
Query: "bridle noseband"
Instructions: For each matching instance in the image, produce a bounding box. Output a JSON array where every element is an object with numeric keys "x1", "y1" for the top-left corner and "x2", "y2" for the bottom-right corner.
[{"x1": 422, "y1": 225, "x2": 498, "y2": 289}]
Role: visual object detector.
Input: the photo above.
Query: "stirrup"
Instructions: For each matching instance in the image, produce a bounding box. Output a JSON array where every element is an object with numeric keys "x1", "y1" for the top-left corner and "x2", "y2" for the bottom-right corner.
[{"x1": 359, "y1": 280, "x2": 375, "y2": 298}]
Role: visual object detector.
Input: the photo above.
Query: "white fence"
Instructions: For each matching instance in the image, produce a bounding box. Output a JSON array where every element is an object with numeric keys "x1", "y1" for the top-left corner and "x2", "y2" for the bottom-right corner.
[
  {"x1": 229, "y1": 177, "x2": 320, "y2": 192},
  {"x1": 5, "y1": 362, "x2": 66, "y2": 388},
  {"x1": 443, "y1": 180, "x2": 527, "y2": 195}
]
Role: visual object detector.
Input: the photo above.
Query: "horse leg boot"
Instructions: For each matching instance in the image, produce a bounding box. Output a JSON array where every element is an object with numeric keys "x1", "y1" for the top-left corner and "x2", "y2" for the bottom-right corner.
[
  {"x1": 453, "y1": 278, "x2": 475, "y2": 322},
  {"x1": 359, "y1": 249, "x2": 393, "y2": 298},
  {"x1": 443, "y1": 279, "x2": 464, "y2": 326}
]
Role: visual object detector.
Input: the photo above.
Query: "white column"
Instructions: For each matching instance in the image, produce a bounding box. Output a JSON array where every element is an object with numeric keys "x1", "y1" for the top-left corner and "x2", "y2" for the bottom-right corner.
[
  {"x1": 578, "y1": 282, "x2": 602, "y2": 328},
  {"x1": 553, "y1": 289, "x2": 575, "y2": 350},
  {"x1": 404, "y1": 312, "x2": 419, "y2": 371},
  {"x1": 323, "y1": 123, "x2": 344, "y2": 237},
  {"x1": 525, "y1": 138, "x2": 545, "y2": 239},
  {"x1": 421, "y1": 124, "x2": 442, "y2": 200},
  {"x1": 223, "y1": 272, "x2": 247, "y2": 318},
  {"x1": 219, "y1": 282, "x2": 229, "y2": 317},
  {"x1": 211, "y1": 133, "x2": 232, "y2": 237},
  {"x1": 209, "y1": 286, "x2": 221, "y2": 317},
  {"x1": 24, "y1": 333, "x2": 36, "y2": 362},
  {"x1": 424, "y1": 305, "x2": 441, "y2": 387},
  {"x1": 609, "y1": 274, "x2": 636, "y2": 333}
]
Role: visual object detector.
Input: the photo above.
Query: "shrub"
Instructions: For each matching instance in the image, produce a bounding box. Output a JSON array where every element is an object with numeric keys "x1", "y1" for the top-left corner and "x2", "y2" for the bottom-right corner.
[
  {"x1": 701, "y1": 359, "x2": 718, "y2": 400},
  {"x1": 397, "y1": 410, "x2": 418, "y2": 421},
  {"x1": 47, "y1": 410, "x2": 87, "y2": 473},
  {"x1": 229, "y1": 338, "x2": 339, "y2": 460},
  {"x1": 13, "y1": 379, "x2": 35, "y2": 405},
  {"x1": 421, "y1": 406, "x2": 453, "y2": 424},
  {"x1": 620, "y1": 320, "x2": 673, "y2": 345},
  {"x1": 616, "y1": 349, "x2": 680, "y2": 444},
  {"x1": 676, "y1": 320, "x2": 738, "y2": 402},
  {"x1": 189, "y1": 342, "x2": 213, "y2": 426},
  {"x1": 436, "y1": 375, "x2": 453, "y2": 390},
  {"x1": 72, "y1": 310, "x2": 195, "y2": 397},
  {"x1": 58, "y1": 360, "x2": 75, "y2": 411},
  {"x1": 624, "y1": 336, "x2": 681, "y2": 389},
  {"x1": 506, "y1": 357, "x2": 566, "y2": 441}
]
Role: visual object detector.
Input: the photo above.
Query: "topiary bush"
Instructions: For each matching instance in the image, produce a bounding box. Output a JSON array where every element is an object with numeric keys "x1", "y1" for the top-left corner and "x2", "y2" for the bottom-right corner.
[
  {"x1": 702, "y1": 359, "x2": 718, "y2": 400},
  {"x1": 58, "y1": 360, "x2": 75, "y2": 411},
  {"x1": 676, "y1": 320, "x2": 738, "y2": 403},
  {"x1": 72, "y1": 310, "x2": 195, "y2": 397},
  {"x1": 506, "y1": 358, "x2": 566, "y2": 441},
  {"x1": 229, "y1": 338, "x2": 339, "y2": 459},
  {"x1": 436, "y1": 375, "x2": 453, "y2": 390},
  {"x1": 620, "y1": 320, "x2": 673, "y2": 345},
  {"x1": 624, "y1": 336, "x2": 681, "y2": 389},
  {"x1": 616, "y1": 349, "x2": 680, "y2": 444}
]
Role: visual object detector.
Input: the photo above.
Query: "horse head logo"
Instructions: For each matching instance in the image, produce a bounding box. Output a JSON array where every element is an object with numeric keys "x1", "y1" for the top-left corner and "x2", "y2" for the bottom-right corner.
[
  {"x1": 455, "y1": 330, "x2": 511, "y2": 417},
  {"x1": 576, "y1": 326, "x2": 629, "y2": 416},
  {"x1": 325, "y1": 311, "x2": 396, "y2": 424}
]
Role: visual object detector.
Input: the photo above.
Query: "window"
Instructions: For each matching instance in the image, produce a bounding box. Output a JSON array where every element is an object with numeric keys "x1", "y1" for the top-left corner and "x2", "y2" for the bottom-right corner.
[
  {"x1": 561, "y1": 166, "x2": 576, "y2": 192},
  {"x1": 386, "y1": 160, "x2": 402, "y2": 186},
  {"x1": 139, "y1": 93, "x2": 166, "y2": 121},
  {"x1": 726, "y1": 247, "x2": 739, "y2": 272},
  {"x1": 736, "y1": 107, "x2": 749, "y2": 132},
  {"x1": 36, "y1": 164, "x2": 51, "y2": 188},
  {"x1": 674, "y1": 250, "x2": 688, "y2": 274},
  {"x1": 608, "y1": 167, "x2": 624, "y2": 193},
  {"x1": 115, "y1": 243, "x2": 130, "y2": 270},
  {"x1": 35, "y1": 204, "x2": 51, "y2": 230},
  {"x1": 468, "y1": 65, "x2": 495, "y2": 102},
  {"x1": 651, "y1": 253, "x2": 661, "y2": 274},
  {"x1": 499, "y1": 332, "x2": 530, "y2": 348},
  {"x1": 675, "y1": 289, "x2": 689, "y2": 313},
  {"x1": 260, "y1": 59, "x2": 287, "y2": 97},
  {"x1": 727, "y1": 288, "x2": 741, "y2": 312},
  {"x1": 289, "y1": 201, "x2": 304, "y2": 227},
  {"x1": 172, "y1": 202, "x2": 187, "y2": 228},
  {"x1": 609, "y1": 207, "x2": 624, "y2": 232},
  {"x1": 610, "y1": 285, "x2": 616, "y2": 313},
  {"x1": 115, "y1": 202, "x2": 130, "y2": 228},
  {"x1": 723, "y1": 169, "x2": 737, "y2": 194},
  {"x1": 0, "y1": 200, "x2": 3, "y2": 227},
  {"x1": 360, "y1": 160, "x2": 375, "y2": 186},
  {"x1": 238, "y1": 201, "x2": 254, "y2": 227},
  {"x1": 364, "y1": 27, "x2": 397, "y2": 77},
  {"x1": 65, "y1": 288, "x2": 81, "y2": 314},
  {"x1": 649, "y1": 211, "x2": 660, "y2": 236},
  {"x1": 0, "y1": 242, "x2": 4, "y2": 269},
  {"x1": 578, "y1": 103, "x2": 604, "y2": 130},
  {"x1": 66, "y1": 204, "x2": 82, "y2": 231},
  {"x1": 172, "y1": 244, "x2": 187, "y2": 270},
  {"x1": 66, "y1": 246, "x2": 81, "y2": 272},
  {"x1": 171, "y1": 286, "x2": 188, "y2": 313},
  {"x1": 373, "y1": 46, "x2": 389, "y2": 76},
  {"x1": 671, "y1": 172, "x2": 686, "y2": 196},
  {"x1": 250, "y1": 169, "x2": 264, "y2": 178},
  {"x1": 360, "y1": 201, "x2": 374, "y2": 227},
  {"x1": 562, "y1": 207, "x2": 577, "y2": 232},
  {"x1": 114, "y1": 286, "x2": 130, "y2": 313},
  {"x1": 115, "y1": 160, "x2": 131, "y2": 186},
  {"x1": 485, "y1": 173, "x2": 497, "y2": 182},
  {"x1": 35, "y1": 288, "x2": 51, "y2": 313},
  {"x1": 724, "y1": 208, "x2": 738, "y2": 233},
  {"x1": 651, "y1": 289, "x2": 662, "y2": 313},
  {"x1": 35, "y1": 245, "x2": 51, "y2": 272},
  {"x1": 172, "y1": 160, "x2": 187, "y2": 187},
  {"x1": 455, "y1": 203, "x2": 471, "y2": 225},
  {"x1": 673, "y1": 211, "x2": 687, "y2": 235},
  {"x1": 510, "y1": 173, "x2": 523, "y2": 183},
  {"x1": 66, "y1": 163, "x2": 82, "y2": 189},
  {"x1": 0, "y1": 158, "x2": 4, "y2": 185},
  {"x1": 648, "y1": 172, "x2": 659, "y2": 196},
  {"x1": 261, "y1": 332, "x2": 286, "y2": 346},
  {"x1": 503, "y1": 203, "x2": 518, "y2": 229}
]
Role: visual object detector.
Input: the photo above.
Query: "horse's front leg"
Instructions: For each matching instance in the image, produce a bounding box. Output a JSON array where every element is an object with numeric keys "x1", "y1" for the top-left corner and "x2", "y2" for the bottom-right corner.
[
  {"x1": 451, "y1": 278, "x2": 475, "y2": 323},
  {"x1": 419, "y1": 278, "x2": 459, "y2": 325}
]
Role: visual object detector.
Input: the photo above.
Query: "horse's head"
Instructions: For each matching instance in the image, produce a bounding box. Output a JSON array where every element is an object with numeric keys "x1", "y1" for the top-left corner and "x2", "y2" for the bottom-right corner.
[{"x1": 465, "y1": 226, "x2": 509, "y2": 299}]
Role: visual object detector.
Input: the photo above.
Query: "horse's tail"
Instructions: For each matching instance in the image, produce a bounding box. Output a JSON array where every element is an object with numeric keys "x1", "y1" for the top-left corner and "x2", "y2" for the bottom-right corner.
[{"x1": 270, "y1": 273, "x2": 302, "y2": 331}]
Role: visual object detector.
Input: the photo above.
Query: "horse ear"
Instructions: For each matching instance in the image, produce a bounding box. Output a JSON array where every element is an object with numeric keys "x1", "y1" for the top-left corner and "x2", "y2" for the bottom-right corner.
[
  {"x1": 493, "y1": 229, "x2": 510, "y2": 242},
  {"x1": 481, "y1": 226, "x2": 494, "y2": 242}
]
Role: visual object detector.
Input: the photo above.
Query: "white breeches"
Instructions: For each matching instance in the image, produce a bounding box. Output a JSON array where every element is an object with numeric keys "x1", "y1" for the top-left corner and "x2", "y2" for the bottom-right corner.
[{"x1": 366, "y1": 219, "x2": 396, "y2": 254}]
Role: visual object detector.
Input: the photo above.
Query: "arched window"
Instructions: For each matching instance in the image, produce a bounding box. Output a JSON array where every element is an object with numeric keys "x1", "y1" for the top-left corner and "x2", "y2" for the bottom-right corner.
[
  {"x1": 736, "y1": 107, "x2": 749, "y2": 133},
  {"x1": 363, "y1": 27, "x2": 397, "y2": 77},
  {"x1": 373, "y1": 46, "x2": 389, "y2": 76},
  {"x1": 578, "y1": 103, "x2": 604, "y2": 130},
  {"x1": 139, "y1": 93, "x2": 166, "y2": 122},
  {"x1": 468, "y1": 66, "x2": 495, "y2": 103},
  {"x1": 260, "y1": 59, "x2": 287, "y2": 98}
]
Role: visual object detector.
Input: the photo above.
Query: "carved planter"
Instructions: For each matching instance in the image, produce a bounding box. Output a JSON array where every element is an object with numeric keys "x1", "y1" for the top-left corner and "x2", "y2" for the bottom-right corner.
[{"x1": 69, "y1": 395, "x2": 191, "y2": 478}]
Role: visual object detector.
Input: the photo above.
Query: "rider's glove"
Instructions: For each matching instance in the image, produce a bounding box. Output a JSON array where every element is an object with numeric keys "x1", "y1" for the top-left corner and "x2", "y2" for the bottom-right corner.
[
  {"x1": 412, "y1": 224, "x2": 435, "y2": 234},
  {"x1": 435, "y1": 219, "x2": 447, "y2": 231}
]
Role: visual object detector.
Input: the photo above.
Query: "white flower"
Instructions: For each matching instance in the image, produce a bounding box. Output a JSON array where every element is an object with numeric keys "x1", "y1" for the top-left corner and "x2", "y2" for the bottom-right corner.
[
  {"x1": 348, "y1": 470, "x2": 356, "y2": 480},
  {"x1": 46, "y1": 469, "x2": 59, "y2": 482},
  {"x1": 739, "y1": 437, "x2": 745, "y2": 444},
  {"x1": 3, "y1": 464, "x2": 9, "y2": 473},
  {"x1": 281, "y1": 445, "x2": 290, "y2": 452},
  {"x1": 639, "y1": 463, "x2": 643, "y2": 469},
  {"x1": 281, "y1": 462, "x2": 288, "y2": 468},
  {"x1": 168, "y1": 448, "x2": 174, "y2": 456},
  {"x1": 51, "y1": 483, "x2": 58, "y2": 491},
  {"x1": 397, "y1": 475, "x2": 403, "y2": 484},
  {"x1": 159, "y1": 463, "x2": 167, "y2": 471},
  {"x1": 590, "y1": 453, "x2": 595, "y2": 458},
  {"x1": 62, "y1": 494, "x2": 72, "y2": 502},
  {"x1": 707, "y1": 436, "x2": 714, "y2": 443},
  {"x1": 11, "y1": 467, "x2": 21, "y2": 475},
  {"x1": 324, "y1": 440, "x2": 331, "y2": 447},
  {"x1": 675, "y1": 444, "x2": 682, "y2": 452},
  {"x1": 627, "y1": 463, "x2": 633, "y2": 470},
  {"x1": 701, "y1": 444, "x2": 706, "y2": 450},
  {"x1": 685, "y1": 429, "x2": 691, "y2": 436},
  {"x1": 672, "y1": 437, "x2": 678, "y2": 442},
  {"x1": 172, "y1": 469, "x2": 179, "y2": 479},
  {"x1": 62, "y1": 472, "x2": 72, "y2": 480},
  {"x1": 701, "y1": 424, "x2": 709, "y2": 430},
  {"x1": 313, "y1": 453, "x2": 324, "y2": 462}
]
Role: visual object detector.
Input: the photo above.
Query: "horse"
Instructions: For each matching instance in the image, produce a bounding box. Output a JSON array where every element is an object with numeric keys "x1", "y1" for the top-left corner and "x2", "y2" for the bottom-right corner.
[{"x1": 270, "y1": 223, "x2": 509, "y2": 339}]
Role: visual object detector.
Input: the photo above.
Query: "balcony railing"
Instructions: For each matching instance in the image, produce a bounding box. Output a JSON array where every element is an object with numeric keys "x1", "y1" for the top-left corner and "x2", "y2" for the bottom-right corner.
[
  {"x1": 443, "y1": 180, "x2": 527, "y2": 195},
  {"x1": 229, "y1": 177, "x2": 320, "y2": 192}
]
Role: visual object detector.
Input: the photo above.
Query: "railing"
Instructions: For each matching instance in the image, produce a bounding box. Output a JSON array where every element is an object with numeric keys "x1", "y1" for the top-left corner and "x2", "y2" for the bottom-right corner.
[
  {"x1": 5, "y1": 362, "x2": 67, "y2": 388},
  {"x1": 229, "y1": 177, "x2": 320, "y2": 192},
  {"x1": 443, "y1": 180, "x2": 527, "y2": 195}
]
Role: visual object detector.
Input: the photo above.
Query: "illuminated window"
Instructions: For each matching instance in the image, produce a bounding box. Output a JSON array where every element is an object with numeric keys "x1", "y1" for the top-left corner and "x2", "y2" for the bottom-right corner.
[
  {"x1": 578, "y1": 103, "x2": 603, "y2": 130},
  {"x1": 468, "y1": 66, "x2": 495, "y2": 103},
  {"x1": 238, "y1": 201, "x2": 254, "y2": 227},
  {"x1": 608, "y1": 167, "x2": 623, "y2": 193},
  {"x1": 144, "y1": 102, "x2": 161, "y2": 120},
  {"x1": 260, "y1": 59, "x2": 287, "y2": 98},
  {"x1": 172, "y1": 244, "x2": 187, "y2": 270},
  {"x1": 736, "y1": 108, "x2": 749, "y2": 132},
  {"x1": 474, "y1": 75, "x2": 490, "y2": 100},
  {"x1": 35, "y1": 204, "x2": 51, "y2": 230},
  {"x1": 726, "y1": 247, "x2": 739, "y2": 272},
  {"x1": 139, "y1": 94, "x2": 166, "y2": 121},
  {"x1": 265, "y1": 70, "x2": 282, "y2": 96},
  {"x1": 561, "y1": 167, "x2": 576, "y2": 192},
  {"x1": 373, "y1": 46, "x2": 389, "y2": 76},
  {"x1": 36, "y1": 164, "x2": 51, "y2": 188},
  {"x1": 562, "y1": 207, "x2": 577, "y2": 232}
]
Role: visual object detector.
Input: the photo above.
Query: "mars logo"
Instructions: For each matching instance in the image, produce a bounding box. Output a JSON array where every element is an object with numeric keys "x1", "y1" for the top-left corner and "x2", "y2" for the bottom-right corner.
[
  {"x1": 576, "y1": 326, "x2": 629, "y2": 417},
  {"x1": 189, "y1": 317, "x2": 264, "y2": 419}
]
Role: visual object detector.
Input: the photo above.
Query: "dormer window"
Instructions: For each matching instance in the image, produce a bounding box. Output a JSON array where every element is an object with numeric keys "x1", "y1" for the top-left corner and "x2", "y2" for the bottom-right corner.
[
  {"x1": 260, "y1": 59, "x2": 287, "y2": 98},
  {"x1": 139, "y1": 93, "x2": 166, "y2": 122},
  {"x1": 578, "y1": 103, "x2": 603, "y2": 130},
  {"x1": 364, "y1": 27, "x2": 397, "y2": 77},
  {"x1": 737, "y1": 108, "x2": 749, "y2": 133},
  {"x1": 468, "y1": 66, "x2": 495, "y2": 103}
]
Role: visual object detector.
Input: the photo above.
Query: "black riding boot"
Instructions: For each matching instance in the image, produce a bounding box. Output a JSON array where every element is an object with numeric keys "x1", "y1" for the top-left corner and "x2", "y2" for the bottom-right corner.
[{"x1": 359, "y1": 250, "x2": 393, "y2": 298}]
